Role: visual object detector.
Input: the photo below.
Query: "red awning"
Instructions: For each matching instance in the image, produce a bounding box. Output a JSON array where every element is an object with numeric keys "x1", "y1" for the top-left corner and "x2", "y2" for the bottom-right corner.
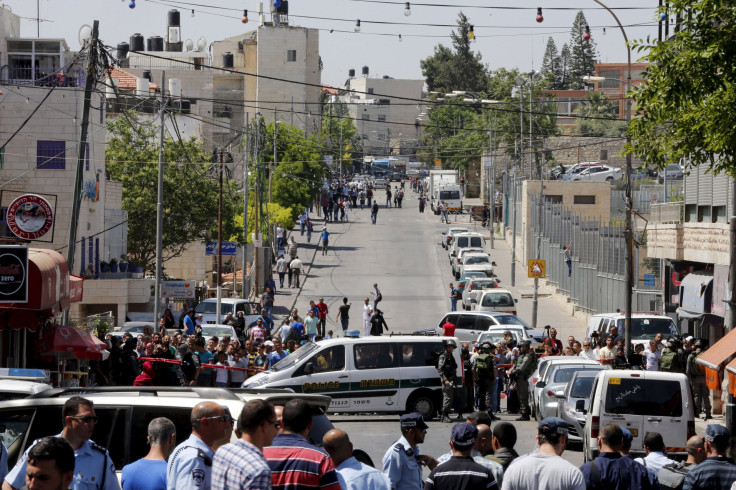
[
  {"x1": 69, "y1": 275, "x2": 84, "y2": 303},
  {"x1": 0, "y1": 248, "x2": 70, "y2": 331},
  {"x1": 37, "y1": 325, "x2": 107, "y2": 360}
]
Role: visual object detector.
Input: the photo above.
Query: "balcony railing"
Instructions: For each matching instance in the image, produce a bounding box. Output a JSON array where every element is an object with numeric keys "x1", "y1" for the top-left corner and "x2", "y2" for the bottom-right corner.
[
  {"x1": 650, "y1": 201, "x2": 683, "y2": 224},
  {"x1": 0, "y1": 66, "x2": 86, "y2": 87}
]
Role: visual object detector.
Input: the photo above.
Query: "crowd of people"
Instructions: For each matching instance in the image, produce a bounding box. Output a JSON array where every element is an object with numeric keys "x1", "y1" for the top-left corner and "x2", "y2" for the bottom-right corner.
[{"x1": 7, "y1": 395, "x2": 735, "y2": 490}]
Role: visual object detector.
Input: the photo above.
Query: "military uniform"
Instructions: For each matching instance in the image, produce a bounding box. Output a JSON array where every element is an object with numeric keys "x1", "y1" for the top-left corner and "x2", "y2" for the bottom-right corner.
[
  {"x1": 687, "y1": 347, "x2": 711, "y2": 418},
  {"x1": 437, "y1": 343, "x2": 458, "y2": 422},
  {"x1": 472, "y1": 344, "x2": 497, "y2": 412},
  {"x1": 510, "y1": 344, "x2": 535, "y2": 420},
  {"x1": 6, "y1": 434, "x2": 119, "y2": 490},
  {"x1": 166, "y1": 434, "x2": 214, "y2": 490}
]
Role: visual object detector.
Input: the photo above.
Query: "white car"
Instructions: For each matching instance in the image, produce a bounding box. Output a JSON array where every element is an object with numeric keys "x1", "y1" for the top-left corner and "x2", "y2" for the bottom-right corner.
[
  {"x1": 471, "y1": 289, "x2": 517, "y2": 315},
  {"x1": 451, "y1": 247, "x2": 486, "y2": 275},
  {"x1": 456, "y1": 253, "x2": 494, "y2": 280},
  {"x1": 373, "y1": 178, "x2": 388, "y2": 189},
  {"x1": 570, "y1": 165, "x2": 622, "y2": 182},
  {"x1": 561, "y1": 162, "x2": 601, "y2": 180},
  {"x1": 442, "y1": 226, "x2": 469, "y2": 250},
  {"x1": 200, "y1": 324, "x2": 237, "y2": 345},
  {"x1": 462, "y1": 277, "x2": 500, "y2": 310}
]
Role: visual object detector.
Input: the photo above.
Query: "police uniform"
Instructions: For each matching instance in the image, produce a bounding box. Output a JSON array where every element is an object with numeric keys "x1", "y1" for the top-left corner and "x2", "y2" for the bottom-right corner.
[
  {"x1": 166, "y1": 433, "x2": 214, "y2": 490},
  {"x1": 437, "y1": 341, "x2": 458, "y2": 422},
  {"x1": 510, "y1": 342, "x2": 535, "y2": 420},
  {"x1": 5, "y1": 433, "x2": 119, "y2": 490},
  {"x1": 473, "y1": 343, "x2": 496, "y2": 413},
  {"x1": 383, "y1": 434, "x2": 423, "y2": 489}
]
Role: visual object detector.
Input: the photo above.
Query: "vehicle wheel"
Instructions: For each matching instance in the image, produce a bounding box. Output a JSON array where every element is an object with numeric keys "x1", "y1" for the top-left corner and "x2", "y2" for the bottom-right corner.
[
  {"x1": 407, "y1": 391, "x2": 437, "y2": 420},
  {"x1": 606, "y1": 177, "x2": 613, "y2": 182}
]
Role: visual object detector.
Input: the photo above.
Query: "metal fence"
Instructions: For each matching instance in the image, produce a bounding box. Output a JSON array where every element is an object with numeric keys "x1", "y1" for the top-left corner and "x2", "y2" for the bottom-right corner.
[{"x1": 611, "y1": 182, "x2": 684, "y2": 218}]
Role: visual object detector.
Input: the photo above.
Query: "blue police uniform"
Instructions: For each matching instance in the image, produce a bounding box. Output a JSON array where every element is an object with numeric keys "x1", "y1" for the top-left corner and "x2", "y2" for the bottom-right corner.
[
  {"x1": 166, "y1": 434, "x2": 214, "y2": 490},
  {"x1": 0, "y1": 441, "x2": 8, "y2": 482},
  {"x1": 5, "y1": 434, "x2": 119, "y2": 490},
  {"x1": 382, "y1": 435, "x2": 423, "y2": 490}
]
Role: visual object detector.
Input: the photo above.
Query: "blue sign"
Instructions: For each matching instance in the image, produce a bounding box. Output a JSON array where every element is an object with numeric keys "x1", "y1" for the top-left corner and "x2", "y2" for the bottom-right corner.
[{"x1": 206, "y1": 241, "x2": 237, "y2": 256}]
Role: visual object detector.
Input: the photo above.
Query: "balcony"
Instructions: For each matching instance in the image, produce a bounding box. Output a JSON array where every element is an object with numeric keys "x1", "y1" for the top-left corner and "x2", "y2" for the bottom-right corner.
[{"x1": 0, "y1": 66, "x2": 86, "y2": 87}]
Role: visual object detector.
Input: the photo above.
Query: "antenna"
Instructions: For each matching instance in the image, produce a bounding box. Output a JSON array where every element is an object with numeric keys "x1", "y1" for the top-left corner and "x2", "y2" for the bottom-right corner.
[{"x1": 78, "y1": 24, "x2": 93, "y2": 47}]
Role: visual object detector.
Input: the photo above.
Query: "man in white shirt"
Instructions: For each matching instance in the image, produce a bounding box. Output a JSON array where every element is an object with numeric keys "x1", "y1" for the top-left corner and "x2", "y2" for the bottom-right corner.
[
  {"x1": 362, "y1": 297, "x2": 373, "y2": 337},
  {"x1": 634, "y1": 432, "x2": 676, "y2": 473},
  {"x1": 579, "y1": 340, "x2": 599, "y2": 360},
  {"x1": 598, "y1": 337, "x2": 616, "y2": 366},
  {"x1": 643, "y1": 339, "x2": 662, "y2": 371}
]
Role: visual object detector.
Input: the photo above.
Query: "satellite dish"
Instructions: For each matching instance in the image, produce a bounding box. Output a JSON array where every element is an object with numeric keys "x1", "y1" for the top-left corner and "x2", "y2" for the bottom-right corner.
[
  {"x1": 78, "y1": 24, "x2": 93, "y2": 46},
  {"x1": 185, "y1": 39, "x2": 193, "y2": 51},
  {"x1": 196, "y1": 36, "x2": 207, "y2": 51}
]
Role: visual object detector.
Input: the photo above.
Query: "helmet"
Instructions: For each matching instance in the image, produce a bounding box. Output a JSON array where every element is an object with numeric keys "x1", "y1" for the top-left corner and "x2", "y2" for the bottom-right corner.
[
  {"x1": 520, "y1": 340, "x2": 532, "y2": 349},
  {"x1": 667, "y1": 339, "x2": 678, "y2": 351},
  {"x1": 480, "y1": 341, "x2": 493, "y2": 351},
  {"x1": 445, "y1": 339, "x2": 457, "y2": 348},
  {"x1": 694, "y1": 339, "x2": 706, "y2": 350}
]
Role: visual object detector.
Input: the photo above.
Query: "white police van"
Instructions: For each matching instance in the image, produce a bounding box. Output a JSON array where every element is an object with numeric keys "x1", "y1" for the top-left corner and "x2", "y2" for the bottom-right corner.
[
  {"x1": 0, "y1": 369, "x2": 52, "y2": 401},
  {"x1": 243, "y1": 336, "x2": 463, "y2": 419}
]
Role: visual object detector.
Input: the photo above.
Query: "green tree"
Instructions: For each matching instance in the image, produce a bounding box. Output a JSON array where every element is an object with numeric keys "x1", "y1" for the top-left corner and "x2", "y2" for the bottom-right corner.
[
  {"x1": 540, "y1": 37, "x2": 563, "y2": 89},
  {"x1": 576, "y1": 92, "x2": 627, "y2": 137},
  {"x1": 559, "y1": 43, "x2": 572, "y2": 89},
  {"x1": 627, "y1": 0, "x2": 736, "y2": 175},
  {"x1": 420, "y1": 12, "x2": 491, "y2": 94},
  {"x1": 106, "y1": 112, "x2": 239, "y2": 272},
  {"x1": 567, "y1": 11, "x2": 599, "y2": 89}
]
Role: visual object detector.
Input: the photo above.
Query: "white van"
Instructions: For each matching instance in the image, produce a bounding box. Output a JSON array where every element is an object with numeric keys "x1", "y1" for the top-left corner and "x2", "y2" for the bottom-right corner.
[
  {"x1": 586, "y1": 313, "x2": 680, "y2": 348},
  {"x1": 449, "y1": 232, "x2": 485, "y2": 259},
  {"x1": 195, "y1": 298, "x2": 262, "y2": 324},
  {"x1": 472, "y1": 289, "x2": 518, "y2": 315},
  {"x1": 583, "y1": 370, "x2": 695, "y2": 462},
  {"x1": 243, "y1": 336, "x2": 463, "y2": 419}
]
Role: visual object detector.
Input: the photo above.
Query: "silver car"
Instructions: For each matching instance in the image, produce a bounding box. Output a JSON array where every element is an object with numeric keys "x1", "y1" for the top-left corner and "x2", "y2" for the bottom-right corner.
[
  {"x1": 528, "y1": 357, "x2": 600, "y2": 421},
  {"x1": 535, "y1": 363, "x2": 606, "y2": 421},
  {"x1": 555, "y1": 371, "x2": 600, "y2": 442}
]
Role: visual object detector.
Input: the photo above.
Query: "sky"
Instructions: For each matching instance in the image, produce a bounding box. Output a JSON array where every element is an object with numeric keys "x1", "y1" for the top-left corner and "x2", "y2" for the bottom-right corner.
[{"x1": 6, "y1": 0, "x2": 663, "y2": 87}]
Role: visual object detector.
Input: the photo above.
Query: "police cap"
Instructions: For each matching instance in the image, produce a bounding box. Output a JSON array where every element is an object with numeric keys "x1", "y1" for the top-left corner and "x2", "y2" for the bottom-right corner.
[
  {"x1": 705, "y1": 424, "x2": 730, "y2": 444},
  {"x1": 451, "y1": 423, "x2": 478, "y2": 447},
  {"x1": 400, "y1": 412, "x2": 429, "y2": 430},
  {"x1": 538, "y1": 417, "x2": 568, "y2": 435}
]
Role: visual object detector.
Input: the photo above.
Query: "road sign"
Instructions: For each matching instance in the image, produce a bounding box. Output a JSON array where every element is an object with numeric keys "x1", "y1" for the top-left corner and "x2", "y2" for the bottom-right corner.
[
  {"x1": 161, "y1": 280, "x2": 196, "y2": 299},
  {"x1": 434, "y1": 158, "x2": 442, "y2": 167},
  {"x1": 528, "y1": 259, "x2": 546, "y2": 278},
  {"x1": 206, "y1": 241, "x2": 237, "y2": 256}
]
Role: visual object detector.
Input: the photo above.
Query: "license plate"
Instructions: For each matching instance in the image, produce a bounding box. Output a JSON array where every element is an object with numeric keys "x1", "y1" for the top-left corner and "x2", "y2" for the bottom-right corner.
[
  {"x1": 609, "y1": 378, "x2": 621, "y2": 385},
  {"x1": 630, "y1": 428, "x2": 638, "y2": 437}
]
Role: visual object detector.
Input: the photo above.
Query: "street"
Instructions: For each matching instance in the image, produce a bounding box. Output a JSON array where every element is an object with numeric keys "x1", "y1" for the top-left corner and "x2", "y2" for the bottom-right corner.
[{"x1": 279, "y1": 190, "x2": 589, "y2": 471}]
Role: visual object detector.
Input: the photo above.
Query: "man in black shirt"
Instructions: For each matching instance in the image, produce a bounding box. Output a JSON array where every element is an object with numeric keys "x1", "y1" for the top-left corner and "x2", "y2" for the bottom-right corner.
[
  {"x1": 424, "y1": 423, "x2": 496, "y2": 490},
  {"x1": 335, "y1": 297, "x2": 352, "y2": 336}
]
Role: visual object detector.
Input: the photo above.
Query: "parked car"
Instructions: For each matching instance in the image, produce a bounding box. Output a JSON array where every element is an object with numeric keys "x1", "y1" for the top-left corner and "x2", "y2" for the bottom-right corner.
[
  {"x1": 374, "y1": 178, "x2": 388, "y2": 189},
  {"x1": 456, "y1": 253, "x2": 495, "y2": 280},
  {"x1": 449, "y1": 232, "x2": 485, "y2": 260},
  {"x1": 561, "y1": 162, "x2": 601, "y2": 181},
  {"x1": 416, "y1": 312, "x2": 545, "y2": 345},
  {"x1": 471, "y1": 289, "x2": 517, "y2": 314},
  {"x1": 442, "y1": 226, "x2": 469, "y2": 249},
  {"x1": 527, "y1": 356, "x2": 580, "y2": 418},
  {"x1": 482, "y1": 325, "x2": 544, "y2": 352},
  {"x1": 658, "y1": 163, "x2": 684, "y2": 183},
  {"x1": 533, "y1": 361, "x2": 606, "y2": 421},
  {"x1": 456, "y1": 271, "x2": 487, "y2": 296},
  {"x1": 195, "y1": 298, "x2": 262, "y2": 325},
  {"x1": 200, "y1": 324, "x2": 237, "y2": 345},
  {"x1": 570, "y1": 165, "x2": 622, "y2": 182},
  {"x1": 462, "y1": 277, "x2": 501, "y2": 310},
  {"x1": 586, "y1": 313, "x2": 680, "y2": 348},
  {"x1": 474, "y1": 329, "x2": 523, "y2": 351},
  {"x1": 631, "y1": 166, "x2": 658, "y2": 180},
  {"x1": 451, "y1": 247, "x2": 486, "y2": 274},
  {"x1": 115, "y1": 322, "x2": 156, "y2": 336},
  {"x1": 556, "y1": 370, "x2": 600, "y2": 442}
]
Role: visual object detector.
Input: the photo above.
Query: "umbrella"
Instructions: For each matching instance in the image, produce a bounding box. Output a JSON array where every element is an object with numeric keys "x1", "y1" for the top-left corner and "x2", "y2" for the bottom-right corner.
[{"x1": 37, "y1": 325, "x2": 107, "y2": 360}]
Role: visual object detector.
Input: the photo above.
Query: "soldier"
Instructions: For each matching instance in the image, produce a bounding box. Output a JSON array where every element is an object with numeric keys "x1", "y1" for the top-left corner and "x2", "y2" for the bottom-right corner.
[
  {"x1": 473, "y1": 342, "x2": 497, "y2": 414},
  {"x1": 437, "y1": 340, "x2": 458, "y2": 423},
  {"x1": 687, "y1": 339, "x2": 711, "y2": 420},
  {"x1": 382, "y1": 413, "x2": 438, "y2": 490},
  {"x1": 661, "y1": 339, "x2": 685, "y2": 373},
  {"x1": 507, "y1": 341, "x2": 536, "y2": 421}
]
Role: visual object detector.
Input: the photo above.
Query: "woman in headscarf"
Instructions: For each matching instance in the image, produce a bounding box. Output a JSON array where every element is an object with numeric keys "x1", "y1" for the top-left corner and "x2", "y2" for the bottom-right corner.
[{"x1": 133, "y1": 360, "x2": 156, "y2": 386}]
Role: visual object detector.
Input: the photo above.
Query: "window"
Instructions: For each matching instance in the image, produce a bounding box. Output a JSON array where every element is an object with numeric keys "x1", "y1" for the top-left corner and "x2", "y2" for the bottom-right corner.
[
  {"x1": 604, "y1": 379, "x2": 682, "y2": 416},
  {"x1": 303, "y1": 345, "x2": 345, "y2": 373},
  {"x1": 354, "y1": 343, "x2": 397, "y2": 369},
  {"x1": 440, "y1": 314, "x2": 460, "y2": 326},
  {"x1": 367, "y1": 88, "x2": 374, "y2": 94},
  {"x1": 713, "y1": 205, "x2": 726, "y2": 223},
  {"x1": 361, "y1": 114, "x2": 370, "y2": 120},
  {"x1": 573, "y1": 195, "x2": 596, "y2": 205},
  {"x1": 570, "y1": 376, "x2": 596, "y2": 398},
  {"x1": 377, "y1": 115, "x2": 386, "y2": 122},
  {"x1": 37, "y1": 140, "x2": 65, "y2": 169},
  {"x1": 455, "y1": 314, "x2": 476, "y2": 331},
  {"x1": 599, "y1": 70, "x2": 620, "y2": 89},
  {"x1": 92, "y1": 408, "x2": 129, "y2": 469},
  {"x1": 439, "y1": 190, "x2": 460, "y2": 200},
  {"x1": 287, "y1": 49, "x2": 296, "y2": 62},
  {"x1": 0, "y1": 409, "x2": 34, "y2": 465},
  {"x1": 481, "y1": 293, "x2": 514, "y2": 307},
  {"x1": 400, "y1": 342, "x2": 444, "y2": 367},
  {"x1": 545, "y1": 195, "x2": 562, "y2": 203}
]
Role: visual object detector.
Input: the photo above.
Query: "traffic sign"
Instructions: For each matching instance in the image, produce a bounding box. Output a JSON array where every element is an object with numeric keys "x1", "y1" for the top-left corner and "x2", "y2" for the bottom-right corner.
[
  {"x1": 528, "y1": 259, "x2": 546, "y2": 278},
  {"x1": 434, "y1": 158, "x2": 442, "y2": 167},
  {"x1": 206, "y1": 241, "x2": 237, "y2": 256}
]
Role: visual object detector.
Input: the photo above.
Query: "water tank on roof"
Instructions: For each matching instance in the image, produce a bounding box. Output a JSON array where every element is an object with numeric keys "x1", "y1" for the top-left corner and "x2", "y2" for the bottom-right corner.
[
  {"x1": 129, "y1": 33, "x2": 144, "y2": 52},
  {"x1": 222, "y1": 52, "x2": 234, "y2": 68},
  {"x1": 136, "y1": 78, "x2": 150, "y2": 96},
  {"x1": 116, "y1": 42, "x2": 129, "y2": 59},
  {"x1": 148, "y1": 36, "x2": 164, "y2": 51},
  {"x1": 169, "y1": 78, "x2": 182, "y2": 97},
  {"x1": 168, "y1": 9, "x2": 180, "y2": 26},
  {"x1": 362, "y1": 66, "x2": 369, "y2": 77},
  {"x1": 348, "y1": 69, "x2": 355, "y2": 78}
]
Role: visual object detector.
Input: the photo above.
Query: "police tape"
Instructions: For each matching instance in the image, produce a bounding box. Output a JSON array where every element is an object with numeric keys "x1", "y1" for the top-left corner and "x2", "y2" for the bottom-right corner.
[{"x1": 138, "y1": 357, "x2": 261, "y2": 373}]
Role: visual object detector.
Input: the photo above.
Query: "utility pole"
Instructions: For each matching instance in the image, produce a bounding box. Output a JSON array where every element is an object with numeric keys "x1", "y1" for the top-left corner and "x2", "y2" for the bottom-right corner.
[
  {"x1": 253, "y1": 119, "x2": 260, "y2": 296},
  {"x1": 153, "y1": 71, "x2": 167, "y2": 325},
  {"x1": 489, "y1": 112, "x2": 495, "y2": 250},
  {"x1": 216, "y1": 149, "x2": 224, "y2": 322},
  {"x1": 63, "y1": 20, "x2": 98, "y2": 325},
  {"x1": 339, "y1": 118, "x2": 343, "y2": 179},
  {"x1": 269, "y1": 107, "x2": 276, "y2": 203},
  {"x1": 241, "y1": 116, "x2": 249, "y2": 299}
]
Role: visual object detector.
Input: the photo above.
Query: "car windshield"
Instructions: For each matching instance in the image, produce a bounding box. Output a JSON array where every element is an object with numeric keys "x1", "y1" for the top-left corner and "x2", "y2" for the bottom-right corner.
[
  {"x1": 470, "y1": 280, "x2": 496, "y2": 289},
  {"x1": 478, "y1": 332, "x2": 506, "y2": 345},
  {"x1": 465, "y1": 256, "x2": 490, "y2": 265},
  {"x1": 481, "y1": 293, "x2": 514, "y2": 307},
  {"x1": 460, "y1": 272, "x2": 486, "y2": 281},
  {"x1": 200, "y1": 326, "x2": 234, "y2": 337},
  {"x1": 553, "y1": 366, "x2": 602, "y2": 384},
  {"x1": 617, "y1": 317, "x2": 679, "y2": 339},
  {"x1": 271, "y1": 343, "x2": 319, "y2": 372},
  {"x1": 440, "y1": 191, "x2": 460, "y2": 200},
  {"x1": 570, "y1": 376, "x2": 596, "y2": 398},
  {"x1": 195, "y1": 302, "x2": 234, "y2": 315},
  {"x1": 492, "y1": 315, "x2": 531, "y2": 328},
  {"x1": 120, "y1": 325, "x2": 149, "y2": 334}
]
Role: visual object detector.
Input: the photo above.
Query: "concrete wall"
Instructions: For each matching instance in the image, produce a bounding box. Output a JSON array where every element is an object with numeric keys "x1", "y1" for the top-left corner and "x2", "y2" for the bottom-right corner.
[
  {"x1": 162, "y1": 242, "x2": 208, "y2": 283},
  {"x1": 648, "y1": 222, "x2": 730, "y2": 266},
  {"x1": 69, "y1": 278, "x2": 153, "y2": 327},
  {"x1": 0, "y1": 7, "x2": 21, "y2": 57}
]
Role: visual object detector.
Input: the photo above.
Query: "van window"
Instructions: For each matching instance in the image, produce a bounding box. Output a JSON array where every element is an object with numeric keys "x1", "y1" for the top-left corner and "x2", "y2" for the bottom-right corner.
[
  {"x1": 400, "y1": 342, "x2": 444, "y2": 367},
  {"x1": 457, "y1": 237, "x2": 469, "y2": 248},
  {"x1": 481, "y1": 293, "x2": 514, "y2": 307},
  {"x1": 604, "y1": 378, "x2": 683, "y2": 417},
  {"x1": 196, "y1": 301, "x2": 234, "y2": 315},
  {"x1": 440, "y1": 190, "x2": 460, "y2": 200},
  {"x1": 305, "y1": 346, "x2": 345, "y2": 374},
  {"x1": 354, "y1": 344, "x2": 397, "y2": 369},
  {"x1": 0, "y1": 409, "x2": 34, "y2": 466},
  {"x1": 455, "y1": 315, "x2": 476, "y2": 331},
  {"x1": 131, "y1": 407, "x2": 192, "y2": 466},
  {"x1": 470, "y1": 237, "x2": 483, "y2": 247},
  {"x1": 617, "y1": 318, "x2": 679, "y2": 339}
]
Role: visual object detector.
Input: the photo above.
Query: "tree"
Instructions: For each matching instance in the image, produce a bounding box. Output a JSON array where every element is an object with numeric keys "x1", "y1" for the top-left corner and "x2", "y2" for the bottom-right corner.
[
  {"x1": 420, "y1": 12, "x2": 491, "y2": 94},
  {"x1": 627, "y1": 0, "x2": 736, "y2": 175},
  {"x1": 540, "y1": 37, "x2": 563, "y2": 89},
  {"x1": 567, "y1": 11, "x2": 599, "y2": 89},
  {"x1": 106, "y1": 112, "x2": 240, "y2": 272},
  {"x1": 559, "y1": 43, "x2": 572, "y2": 89},
  {"x1": 576, "y1": 92, "x2": 626, "y2": 137}
]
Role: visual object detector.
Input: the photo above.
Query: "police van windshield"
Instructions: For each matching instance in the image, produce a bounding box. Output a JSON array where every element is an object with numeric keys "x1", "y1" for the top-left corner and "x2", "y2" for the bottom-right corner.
[
  {"x1": 616, "y1": 317, "x2": 679, "y2": 339},
  {"x1": 271, "y1": 343, "x2": 319, "y2": 372}
]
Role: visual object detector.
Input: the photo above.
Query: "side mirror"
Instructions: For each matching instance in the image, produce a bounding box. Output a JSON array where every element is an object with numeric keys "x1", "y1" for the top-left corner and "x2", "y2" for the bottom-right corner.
[
  {"x1": 304, "y1": 362, "x2": 315, "y2": 375},
  {"x1": 554, "y1": 389, "x2": 566, "y2": 399},
  {"x1": 536, "y1": 380, "x2": 546, "y2": 388},
  {"x1": 576, "y1": 399, "x2": 586, "y2": 414},
  {"x1": 492, "y1": 262, "x2": 497, "y2": 266},
  {"x1": 514, "y1": 299, "x2": 519, "y2": 303}
]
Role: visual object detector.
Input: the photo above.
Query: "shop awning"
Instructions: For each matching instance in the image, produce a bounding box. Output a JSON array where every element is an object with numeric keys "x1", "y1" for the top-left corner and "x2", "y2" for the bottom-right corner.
[
  {"x1": 697, "y1": 328, "x2": 736, "y2": 390},
  {"x1": 677, "y1": 271, "x2": 713, "y2": 319},
  {"x1": 36, "y1": 325, "x2": 107, "y2": 360},
  {"x1": 726, "y1": 358, "x2": 736, "y2": 397},
  {"x1": 69, "y1": 275, "x2": 84, "y2": 303}
]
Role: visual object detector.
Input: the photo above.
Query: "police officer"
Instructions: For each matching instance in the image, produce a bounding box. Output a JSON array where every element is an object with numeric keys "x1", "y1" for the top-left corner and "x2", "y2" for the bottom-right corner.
[
  {"x1": 437, "y1": 340, "x2": 458, "y2": 423},
  {"x1": 3, "y1": 396, "x2": 120, "y2": 490},
  {"x1": 507, "y1": 341, "x2": 536, "y2": 421},
  {"x1": 687, "y1": 339, "x2": 711, "y2": 420},
  {"x1": 661, "y1": 339, "x2": 685, "y2": 373},
  {"x1": 473, "y1": 342, "x2": 497, "y2": 415},
  {"x1": 382, "y1": 413, "x2": 438, "y2": 490},
  {"x1": 166, "y1": 402, "x2": 233, "y2": 490}
]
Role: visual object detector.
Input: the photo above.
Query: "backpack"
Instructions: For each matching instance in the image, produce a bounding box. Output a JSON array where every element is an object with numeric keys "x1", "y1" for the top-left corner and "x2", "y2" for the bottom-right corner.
[
  {"x1": 657, "y1": 462, "x2": 691, "y2": 490},
  {"x1": 690, "y1": 352, "x2": 704, "y2": 376},
  {"x1": 284, "y1": 325, "x2": 300, "y2": 344},
  {"x1": 475, "y1": 353, "x2": 493, "y2": 372},
  {"x1": 661, "y1": 351, "x2": 682, "y2": 373}
]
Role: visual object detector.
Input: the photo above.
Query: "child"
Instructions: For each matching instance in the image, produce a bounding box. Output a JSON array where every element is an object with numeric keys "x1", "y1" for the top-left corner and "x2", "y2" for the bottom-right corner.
[{"x1": 214, "y1": 351, "x2": 230, "y2": 388}]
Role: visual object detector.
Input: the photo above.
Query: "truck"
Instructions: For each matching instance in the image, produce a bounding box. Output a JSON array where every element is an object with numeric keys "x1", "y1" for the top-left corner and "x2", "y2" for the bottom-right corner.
[{"x1": 429, "y1": 169, "x2": 461, "y2": 214}]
